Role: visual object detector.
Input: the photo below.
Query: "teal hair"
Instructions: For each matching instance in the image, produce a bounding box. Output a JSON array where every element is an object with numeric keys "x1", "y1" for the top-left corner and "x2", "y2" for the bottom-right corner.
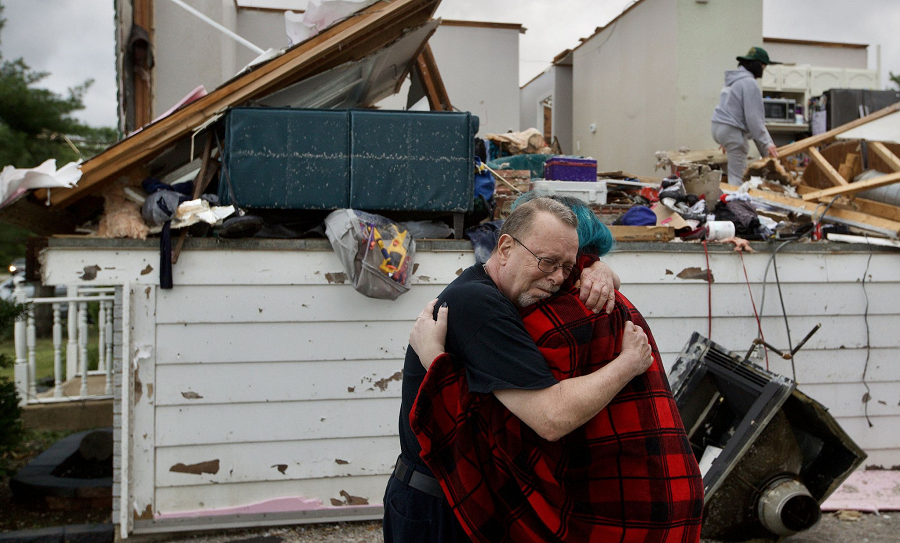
[{"x1": 511, "y1": 191, "x2": 615, "y2": 257}]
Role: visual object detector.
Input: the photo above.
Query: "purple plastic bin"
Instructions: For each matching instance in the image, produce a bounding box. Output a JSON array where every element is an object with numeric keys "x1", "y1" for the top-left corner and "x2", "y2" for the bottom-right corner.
[{"x1": 543, "y1": 157, "x2": 598, "y2": 181}]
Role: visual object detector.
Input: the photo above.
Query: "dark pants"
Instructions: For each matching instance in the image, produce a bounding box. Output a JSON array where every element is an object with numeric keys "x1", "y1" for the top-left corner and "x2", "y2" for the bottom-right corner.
[{"x1": 383, "y1": 471, "x2": 469, "y2": 542}]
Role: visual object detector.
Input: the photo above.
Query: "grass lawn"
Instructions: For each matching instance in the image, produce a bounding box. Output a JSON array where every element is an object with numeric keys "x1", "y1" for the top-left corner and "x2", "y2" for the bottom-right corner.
[{"x1": 0, "y1": 327, "x2": 101, "y2": 384}]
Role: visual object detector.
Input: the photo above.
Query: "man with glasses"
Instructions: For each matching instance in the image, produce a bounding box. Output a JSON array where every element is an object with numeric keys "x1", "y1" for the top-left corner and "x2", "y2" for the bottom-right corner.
[{"x1": 384, "y1": 197, "x2": 653, "y2": 542}]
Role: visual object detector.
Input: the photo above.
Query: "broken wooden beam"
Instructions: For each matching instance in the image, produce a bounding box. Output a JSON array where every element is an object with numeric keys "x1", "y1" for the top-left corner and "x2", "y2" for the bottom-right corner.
[
  {"x1": 797, "y1": 184, "x2": 900, "y2": 223},
  {"x1": 801, "y1": 171, "x2": 900, "y2": 201},
  {"x1": 413, "y1": 43, "x2": 451, "y2": 111},
  {"x1": 776, "y1": 101, "x2": 900, "y2": 158},
  {"x1": 870, "y1": 141, "x2": 900, "y2": 173},
  {"x1": 807, "y1": 146, "x2": 848, "y2": 186},
  {"x1": 720, "y1": 183, "x2": 900, "y2": 238}
]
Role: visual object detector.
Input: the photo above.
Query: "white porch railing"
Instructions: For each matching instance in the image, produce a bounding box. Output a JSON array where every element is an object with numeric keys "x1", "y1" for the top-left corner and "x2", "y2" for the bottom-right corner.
[{"x1": 12, "y1": 276, "x2": 118, "y2": 406}]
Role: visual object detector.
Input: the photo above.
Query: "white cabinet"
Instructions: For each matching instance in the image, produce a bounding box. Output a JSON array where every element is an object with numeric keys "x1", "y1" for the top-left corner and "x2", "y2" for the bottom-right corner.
[
  {"x1": 766, "y1": 66, "x2": 881, "y2": 101},
  {"x1": 762, "y1": 65, "x2": 811, "y2": 92},
  {"x1": 810, "y1": 68, "x2": 846, "y2": 96},
  {"x1": 761, "y1": 67, "x2": 780, "y2": 90},
  {"x1": 845, "y1": 69, "x2": 879, "y2": 90},
  {"x1": 781, "y1": 66, "x2": 809, "y2": 91}
]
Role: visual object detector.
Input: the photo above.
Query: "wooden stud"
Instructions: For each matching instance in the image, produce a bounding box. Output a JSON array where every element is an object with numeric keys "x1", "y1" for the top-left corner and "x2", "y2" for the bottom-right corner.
[
  {"x1": 172, "y1": 134, "x2": 215, "y2": 265},
  {"x1": 801, "y1": 171, "x2": 900, "y2": 201},
  {"x1": 413, "y1": 43, "x2": 451, "y2": 111},
  {"x1": 807, "y1": 146, "x2": 848, "y2": 186},
  {"x1": 837, "y1": 152, "x2": 859, "y2": 181},
  {"x1": 870, "y1": 141, "x2": 900, "y2": 173},
  {"x1": 132, "y1": 0, "x2": 154, "y2": 130}
]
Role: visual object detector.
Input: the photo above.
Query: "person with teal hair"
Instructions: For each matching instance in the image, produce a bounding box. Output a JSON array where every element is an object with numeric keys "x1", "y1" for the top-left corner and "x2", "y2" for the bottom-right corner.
[{"x1": 511, "y1": 191, "x2": 616, "y2": 257}]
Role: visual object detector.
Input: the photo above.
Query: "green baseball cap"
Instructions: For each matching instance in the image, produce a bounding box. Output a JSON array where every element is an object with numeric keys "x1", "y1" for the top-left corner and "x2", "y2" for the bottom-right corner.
[{"x1": 736, "y1": 46, "x2": 779, "y2": 65}]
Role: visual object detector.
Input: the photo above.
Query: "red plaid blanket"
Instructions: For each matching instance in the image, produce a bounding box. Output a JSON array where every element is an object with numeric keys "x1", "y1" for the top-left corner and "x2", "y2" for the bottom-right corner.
[{"x1": 410, "y1": 289, "x2": 704, "y2": 542}]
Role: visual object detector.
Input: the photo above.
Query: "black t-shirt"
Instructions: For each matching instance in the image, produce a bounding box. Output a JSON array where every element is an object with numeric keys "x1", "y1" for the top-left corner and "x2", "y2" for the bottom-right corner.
[{"x1": 398, "y1": 264, "x2": 557, "y2": 471}]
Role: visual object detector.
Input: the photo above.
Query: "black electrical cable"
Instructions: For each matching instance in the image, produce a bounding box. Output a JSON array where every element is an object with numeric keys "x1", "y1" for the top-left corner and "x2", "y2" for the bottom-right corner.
[
  {"x1": 860, "y1": 234, "x2": 874, "y2": 428},
  {"x1": 770, "y1": 245, "x2": 795, "y2": 381},
  {"x1": 758, "y1": 195, "x2": 843, "y2": 382},
  {"x1": 759, "y1": 239, "x2": 797, "y2": 381}
]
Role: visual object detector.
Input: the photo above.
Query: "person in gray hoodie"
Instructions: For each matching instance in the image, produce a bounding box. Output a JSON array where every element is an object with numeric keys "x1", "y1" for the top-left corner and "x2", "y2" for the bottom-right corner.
[{"x1": 711, "y1": 46, "x2": 780, "y2": 185}]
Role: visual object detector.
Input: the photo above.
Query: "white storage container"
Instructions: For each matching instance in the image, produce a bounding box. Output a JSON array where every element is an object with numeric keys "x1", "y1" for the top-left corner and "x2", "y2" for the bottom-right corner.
[{"x1": 529, "y1": 180, "x2": 608, "y2": 205}]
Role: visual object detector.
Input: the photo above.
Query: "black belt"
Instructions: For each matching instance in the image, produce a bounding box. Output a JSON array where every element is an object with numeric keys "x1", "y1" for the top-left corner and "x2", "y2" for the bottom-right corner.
[{"x1": 393, "y1": 456, "x2": 444, "y2": 499}]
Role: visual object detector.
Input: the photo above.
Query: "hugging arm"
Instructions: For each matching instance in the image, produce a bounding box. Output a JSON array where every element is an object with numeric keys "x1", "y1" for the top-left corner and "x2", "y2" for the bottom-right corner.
[{"x1": 408, "y1": 298, "x2": 652, "y2": 442}]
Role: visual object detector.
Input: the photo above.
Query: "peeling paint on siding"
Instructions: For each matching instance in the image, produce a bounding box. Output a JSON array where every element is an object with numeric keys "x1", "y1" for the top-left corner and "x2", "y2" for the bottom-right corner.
[
  {"x1": 146, "y1": 383, "x2": 153, "y2": 400},
  {"x1": 373, "y1": 371, "x2": 402, "y2": 391},
  {"x1": 272, "y1": 464, "x2": 288, "y2": 474},
  {"x1": 665, "y1": 269, "x2": 673, "y2": 275},
  {"x1": 170, "y1": 459, "x2": 220, "y2": 475},
  {"x1": 335, "y1": 459, "x2": 349, "y2": 465},
  {"x1": 134, "y1": 366, "x2": 143, "y2": 403},
  {"x1": 325, "y1": 272, "x2": 347, "y2": 284},
  {"x1": 181, "y1": 391, "x2": 203, "y2": 400},
  {"x1": 80, "y1": 265, "x2": 101, "y2": 280},
  {"x1": 676, "y1": 267, "x2": 714, "y2": 282},
  {"x1": 330, "y1": 490, "x2": 369, "y2": 506},
  {"x1": 141, "y1": 265, "x2": 153, "y2": 275},
  {"x1": 456, "y1": 268, "x2": 464, "y2": 276},
  {"x1": 412, "y1": 264, "x2": 420, "y2": 275},
  {"x1": 347, "y1": 386, "x2": 355, "y2": 393},
  {"x1": 135, "y1": 504, "x2": 153, "y2": 520},
  {"x1": 144, "y1": 286, "x2": 151, "y2": 299}
]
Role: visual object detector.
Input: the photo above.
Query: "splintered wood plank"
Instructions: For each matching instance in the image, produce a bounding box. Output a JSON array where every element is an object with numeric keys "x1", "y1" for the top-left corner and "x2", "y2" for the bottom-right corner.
[
  {"x1": 837, "y1": 153, "x2": 859, "y2": 181},
  {"x1": 871, "y1": 141, "x2": 900, "y2": 173},
  {"x1": 801, "y1": 171, "x2": 900, "y2": 201},
  {"x1": 808, "y1": 146, "x2": 849, "y2": 186},
  {"x1": 777, "y1": 102, "x2": 900, "y2": 158},
  {"x1": 797, "y1": 184, "x2": 900, "y2": 223},
  {"x1": 720, "y1": 183, "x2": 900, "y2": 236},
  {"x1": 609, "y1": 225, "x2": 674, "y2": 242}
]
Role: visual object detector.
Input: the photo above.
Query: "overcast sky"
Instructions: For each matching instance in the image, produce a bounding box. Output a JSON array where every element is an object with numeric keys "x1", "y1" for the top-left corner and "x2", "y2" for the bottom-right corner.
[{"x1": 1, "y1": 0, "x2": 898, "y2": 128}]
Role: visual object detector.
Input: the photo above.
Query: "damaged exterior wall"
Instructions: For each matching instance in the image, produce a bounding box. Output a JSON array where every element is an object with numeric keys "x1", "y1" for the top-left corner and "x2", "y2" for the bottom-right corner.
[
  {"x1": 762, "y1": 38, "x2": 869, "y2": 70},
  {"x1": 572, "y1": 0, "x2": 763, "y2": 176},
  {"x1": 40, "y1": 239, "x2": 900, "y2": 532},
  {"x1": 377, "y1": 22, "x2": 522, "y2": 135},
  {"x1": 519, "y1": 63, "x2": 574, "y2": 155},
  {"x1": 552, "y1": 64, "x2": 574, "y2": 155},
  {"x1": 152, "y1": 0, "x2": 302, "y2": 123}
]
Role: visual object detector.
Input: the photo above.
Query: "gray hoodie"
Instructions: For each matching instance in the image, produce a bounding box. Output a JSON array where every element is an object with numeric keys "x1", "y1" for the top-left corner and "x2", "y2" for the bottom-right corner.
[{"x1": 711, "y1": 66, "x2": 773, "y2": 150}]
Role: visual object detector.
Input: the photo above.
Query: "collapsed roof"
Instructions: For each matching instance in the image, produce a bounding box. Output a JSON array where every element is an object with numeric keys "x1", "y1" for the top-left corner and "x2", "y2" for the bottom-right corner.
[{"x1": 1, "y1": 0, "x2": 443, "y2": 235}]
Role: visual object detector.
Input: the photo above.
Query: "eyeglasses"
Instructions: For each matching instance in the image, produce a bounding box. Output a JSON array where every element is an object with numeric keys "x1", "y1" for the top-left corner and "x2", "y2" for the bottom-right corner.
[{"x1": 510, "y1": 236, "x2": 574, "y2": 276}]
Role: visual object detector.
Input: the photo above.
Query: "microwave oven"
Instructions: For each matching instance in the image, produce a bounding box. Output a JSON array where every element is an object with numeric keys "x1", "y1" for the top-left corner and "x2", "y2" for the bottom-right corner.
[{"x1": 763, "y1": 98, "x2": 796, "y2": 123}]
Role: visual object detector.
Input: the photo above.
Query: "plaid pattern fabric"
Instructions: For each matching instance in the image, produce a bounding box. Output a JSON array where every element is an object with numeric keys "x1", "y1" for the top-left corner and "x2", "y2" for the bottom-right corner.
[{"x1": 411, "y1": 289, "x2": 704, "y2": 542}]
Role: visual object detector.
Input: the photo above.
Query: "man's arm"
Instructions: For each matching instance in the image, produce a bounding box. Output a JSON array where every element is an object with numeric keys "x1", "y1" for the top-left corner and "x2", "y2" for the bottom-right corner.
[{"x1": 493, "y1": 320, "x2": 652, "y2": 442}]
